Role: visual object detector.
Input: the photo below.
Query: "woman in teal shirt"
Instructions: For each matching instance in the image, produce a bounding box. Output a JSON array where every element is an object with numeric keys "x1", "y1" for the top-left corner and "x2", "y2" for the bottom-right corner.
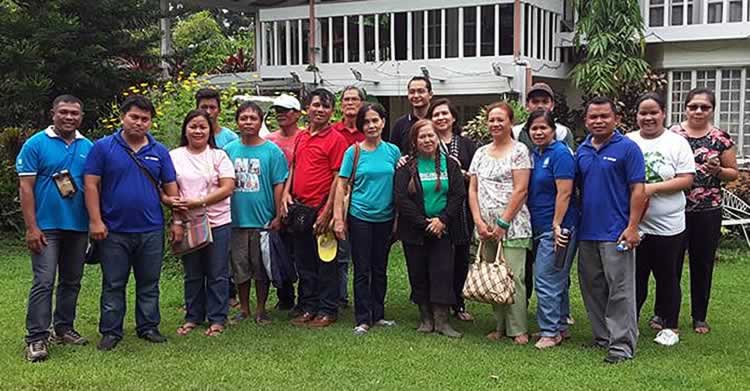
[
  {"x1": 333, "y1": 103, "x2": 400, "y2": 336},
  {"x1": 393, "y1": 119, "x2": 466, "y2": 338}
]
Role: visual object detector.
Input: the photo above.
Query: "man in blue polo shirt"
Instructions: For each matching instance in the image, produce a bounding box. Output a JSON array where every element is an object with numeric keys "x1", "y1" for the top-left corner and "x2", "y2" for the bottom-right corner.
[
  {"x1": 576, "y1": 96, "x2": 647, "y2": 364},
  {"x1": 16, "y1": 95, "x2": 93, "y2": 362},
  {"x1": 84, "y1": 95, "x2": 179, "y2": 351}
]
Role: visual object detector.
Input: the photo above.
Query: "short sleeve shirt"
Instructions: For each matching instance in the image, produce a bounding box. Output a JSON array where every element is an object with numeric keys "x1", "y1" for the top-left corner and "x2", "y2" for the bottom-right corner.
[
  {"x1": 265, "y1": 129, "x2": 300, "y2": 166},
  {"x1": 291, "y1": 126, "x2": 348, "y2": 208},
  {"x1": 671, "y1": 124, "x2": 735, "y2": 211},
  {"x1": 224, "y1": 140, "x2": 289, "y2": 228},
  {"x1": 576, "y1": 132, "x2": 646, "y2": 241},
  {"x1": 339, "y1": 141, "x2": 401, "y2": 222},
  {"x1": 528, "y1": 141, "x2": 579, "y2": 234},
  {"x1": 169, "y1": 147, "x2": 235, "y2": 227},
  {"x1": 214, "y1": 127, "x2": 239, "y2": 149},
  {"x1": 468, "y1": 141, "x2": 533, "y2": 240},
  {"x1": 332, "y1": 121, "x2": 366, "y2": 146},
  {"x1": 83, "y1": 130, "x2": 177, "y2": 233},
  {"x1": 15, "y1": 127, "x2": 93, "y2": 231}
]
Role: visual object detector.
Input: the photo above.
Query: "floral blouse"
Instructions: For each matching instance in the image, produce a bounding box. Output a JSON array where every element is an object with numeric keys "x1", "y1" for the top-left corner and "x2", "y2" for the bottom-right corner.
[
  {"x1": 468, "y1": 141, "x2": 533, "y2": 242},
  {"x1": 670, "y1": 124, "x2": 735, "y2": 211}
]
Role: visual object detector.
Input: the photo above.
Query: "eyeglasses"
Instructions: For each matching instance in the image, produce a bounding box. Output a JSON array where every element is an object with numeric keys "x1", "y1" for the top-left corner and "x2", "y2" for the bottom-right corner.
[{"x1": 687, "y1": 104, "x2": 713, "y2": 112}]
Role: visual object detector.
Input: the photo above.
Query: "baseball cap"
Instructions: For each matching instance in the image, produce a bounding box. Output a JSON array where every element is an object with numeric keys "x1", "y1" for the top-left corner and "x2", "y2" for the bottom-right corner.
[
  {"x1": 526, "y1": 83, "x2": 554, "y2": 99},
  {"x1": 317, "y1": 232, "x2": 338, "y2": 262},
  {"x1": 271, "y1": 94, "x2": 301, "y2": 111}
]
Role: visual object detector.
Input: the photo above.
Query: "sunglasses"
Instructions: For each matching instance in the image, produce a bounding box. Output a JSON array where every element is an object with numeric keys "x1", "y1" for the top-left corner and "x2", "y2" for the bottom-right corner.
[
  {"x1": 687, "y1": 104, "x2": 713, "y2": 112},
  {"x1": 273, "y1": 107, "x2": 293, "y2": 114}
]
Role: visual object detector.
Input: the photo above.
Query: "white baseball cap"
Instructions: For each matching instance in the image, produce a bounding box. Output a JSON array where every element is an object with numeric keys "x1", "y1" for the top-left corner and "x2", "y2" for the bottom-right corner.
[{"x1": 271, "y1": 94, "x2": 301, "y2": 111}]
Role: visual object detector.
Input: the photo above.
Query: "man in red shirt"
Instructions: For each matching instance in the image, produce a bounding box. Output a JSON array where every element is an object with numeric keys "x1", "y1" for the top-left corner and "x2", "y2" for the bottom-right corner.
[
  {"x1": 329, "y1": 86, "x2": 365, "y2": 309},
  {"x1": 282, "y1": 88, "x2": 348, "y2": 328}
]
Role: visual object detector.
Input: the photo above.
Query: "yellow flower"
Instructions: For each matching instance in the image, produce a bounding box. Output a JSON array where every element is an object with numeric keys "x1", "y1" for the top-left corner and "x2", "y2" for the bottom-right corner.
[
  {"x1": 140, "y1": 83, "x2": 148, "y2": 87},
  {"x1": 123, "y1": 92, "x2": 129, "y2": 96},
  {"x1": 132, "y1": 89, "x2": 141, "y2": 93}
]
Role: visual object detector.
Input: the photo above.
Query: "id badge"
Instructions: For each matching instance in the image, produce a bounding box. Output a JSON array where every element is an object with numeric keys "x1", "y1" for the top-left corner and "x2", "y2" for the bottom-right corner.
[{"x1": 53, "y1": 170, "x2": 77, "y2": 198}]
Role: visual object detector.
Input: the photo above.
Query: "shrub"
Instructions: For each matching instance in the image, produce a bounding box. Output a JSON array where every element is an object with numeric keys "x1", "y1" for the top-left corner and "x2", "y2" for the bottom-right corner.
[
  {"x1": 0, "y1": 127, "x2": 31, "y2": 234},
  {"x1": 462, "y1": 100, "x2": 528, "y2": 145}
]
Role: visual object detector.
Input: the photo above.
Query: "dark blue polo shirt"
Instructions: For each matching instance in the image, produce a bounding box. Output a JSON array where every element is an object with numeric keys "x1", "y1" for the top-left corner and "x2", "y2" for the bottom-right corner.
[
  {"x1": 528, "y1": 140, "x2": 579, "y2": 235},
  {"x1": 15, "y1": 127, "x2": 93, "y2": 231},
  {"x1": 576, "y1": 132, "x2": 645, "y2": 242},
  {"x1": 84, "y1": 130, "x2": 176, "y2": 233}
]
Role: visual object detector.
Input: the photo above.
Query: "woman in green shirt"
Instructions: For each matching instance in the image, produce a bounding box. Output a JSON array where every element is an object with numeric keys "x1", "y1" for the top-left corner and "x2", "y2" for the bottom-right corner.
[{"x1": 394, "y1": 119, "x2": 466, "y2": 338}]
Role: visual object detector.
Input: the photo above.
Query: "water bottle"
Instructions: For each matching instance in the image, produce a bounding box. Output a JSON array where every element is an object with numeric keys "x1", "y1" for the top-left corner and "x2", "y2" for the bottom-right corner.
[
  {"x1": 616, "y1": 231, "x2": 644, "y2": 252},
  {"x1": 554, "y1": 228, "x2": 571, "y2": 269}
]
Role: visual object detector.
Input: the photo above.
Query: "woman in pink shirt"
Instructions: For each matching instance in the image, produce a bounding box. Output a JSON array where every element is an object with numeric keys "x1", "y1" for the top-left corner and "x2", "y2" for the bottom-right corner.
[{"x1": 169, "y1": 110, "x2": 236, "y2": 337}]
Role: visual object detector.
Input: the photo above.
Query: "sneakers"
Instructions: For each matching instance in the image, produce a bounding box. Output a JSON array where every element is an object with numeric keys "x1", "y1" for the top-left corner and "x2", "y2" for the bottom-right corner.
[
  {"x1": 25, "y1": 340, "x2": 49, "y2": 362},
  {"x1": 374, "y1": 319, "x2": 397, "y2": 327},
  {"x1": 51, "y1": 329, "x2": 88, "y2": 346},
  {"x1": 654, "y1": 329, "x2": 680, "y2": 346},
  {"x1": 97, "y1": 335, "x2": 121, "y2": 351},
  {"x1": 353, "y1": 324, "x2": 369, "y2": 336}
]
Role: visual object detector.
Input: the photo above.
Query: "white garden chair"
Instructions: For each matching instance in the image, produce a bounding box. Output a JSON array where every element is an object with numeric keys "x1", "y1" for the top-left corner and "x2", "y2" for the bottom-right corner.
[{"x1": 721, "y1": 188, "x2": 750, "y2": 247}]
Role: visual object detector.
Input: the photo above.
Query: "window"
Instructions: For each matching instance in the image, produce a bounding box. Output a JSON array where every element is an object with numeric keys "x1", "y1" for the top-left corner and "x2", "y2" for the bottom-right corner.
[
  {"x1": 320, "y1": 18, "x2": 329, "y2": 63},
  {"x1": 332, "y1": 16, "x2": 344, "y2": 63},
  {"x1": 696, "y1": 70, "x2": 716, "y2": 90},
  {"x1": 707, "y1": 0, "x2": 723, "y2": 23},
  {"x1": 720, "y1": 69, "x2": 742, "y2": 148},
  {"x1": 649, "y1": 0, "x2": 665, "y2": 27},
  {"x1": 562, "y1": 0, "x2": 575, "y2": 32},
  {"x1": 301, "y1": 19, "x2": 310, "y2": 65},
  {"x1": 348, "y1": 16, "x2": 359, "y2": 62},
  {"x1": 480, "y1": 5, "x2": 495, "y2": 56},
  {"x1": 463, "y1": 7, "x2": 477, "y2": 57},
  {"x1": 427, "y1": 9, "x2": 440, "y2": 59},
  {"x1": 670, "y1": 71, "x2": 692, "y2": 124},
  {"x1": 364, "y1": 15, "x2": 375, "y2": 62},
  {"x1": 670, "y1": 0, "x2": 684, "y2": 25},
  {"x1": 412, "y1": 11, "x2": 424, "y2": 60},
  {"x1": 394, "y1": 12, "x2": 407, "y2": 61},
  {"x1": 445, "y1": 8, "x2": 459, "y2": 58},
  {"x1": 290, "y1": 21, "x2": 299, "y2": 65},
  {"x1": 498, "y1": 4, "x2": 514, "y2": 55},
  {"x1": 379, "y1": 13, "x2": 391, "y2": 61},
  {"x1": 729, "y1": 0, "x2": 743, "y2": 22},
  {"x1": 263, "y1": 22, "x2": 274, "y2": 66},
  {"x1": 278, "y1": 22, "x2": 287, "y2": 65}
]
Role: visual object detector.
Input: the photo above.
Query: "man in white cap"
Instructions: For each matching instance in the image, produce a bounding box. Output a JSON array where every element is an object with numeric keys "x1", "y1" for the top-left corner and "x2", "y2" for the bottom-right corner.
[
  {"x1": 512, "y1": 82, "x2": 576, "y2": 150},
  {"x1": 265, "y1": 94, "x2": 303, "y2": 313}
]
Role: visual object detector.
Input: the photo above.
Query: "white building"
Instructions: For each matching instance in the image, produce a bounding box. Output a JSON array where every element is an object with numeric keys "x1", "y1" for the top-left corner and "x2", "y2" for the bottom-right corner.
[{"x1": 178, "y1": 0, "x2": 750, "y2": 154}]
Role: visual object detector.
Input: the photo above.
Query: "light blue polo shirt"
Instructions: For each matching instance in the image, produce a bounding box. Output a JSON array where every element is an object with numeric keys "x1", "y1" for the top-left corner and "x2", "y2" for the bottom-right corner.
[
  {"x1": 215, "y1": 127, "x2": 239, "y2": 148},
  {"x1": 15, "y1": 127, "x2": 93, "y2": 232},
  {"x1": 84, "y1": 130, "x2": 176, "y2": 233},
  {"x1": 339, "y1": 141, "x2": 401, "y2": 222},
  {"x1": 576, "y1": 132, "x2": 645, "y2": 242},
  {"x1": 528, "y1": 140, "x2": 579, "y2": 234}
]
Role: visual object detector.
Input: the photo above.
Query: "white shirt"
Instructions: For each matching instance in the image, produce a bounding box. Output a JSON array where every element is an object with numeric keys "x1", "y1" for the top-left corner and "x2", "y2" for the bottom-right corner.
[{"x1": 626, "y1": 130, "x2": 696, "y2": 235}]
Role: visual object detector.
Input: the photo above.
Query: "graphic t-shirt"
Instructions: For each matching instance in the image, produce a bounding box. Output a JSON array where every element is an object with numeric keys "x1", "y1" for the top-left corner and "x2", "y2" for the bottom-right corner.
[
  {"x1": 627, "y1": 130, "x2": 695, "y2": 235},
  {"x1": 223, "y1": 140, "x2": 288, "y2": 228},
  {"x1": 418, "y1": 154, "x2": 449, "y2": 218}
]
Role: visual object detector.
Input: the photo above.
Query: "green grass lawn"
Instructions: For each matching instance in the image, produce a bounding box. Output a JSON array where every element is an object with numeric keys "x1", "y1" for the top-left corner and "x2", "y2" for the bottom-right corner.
[{"x1": 1, "y1": 238, "x2": 749, "y2": 390}]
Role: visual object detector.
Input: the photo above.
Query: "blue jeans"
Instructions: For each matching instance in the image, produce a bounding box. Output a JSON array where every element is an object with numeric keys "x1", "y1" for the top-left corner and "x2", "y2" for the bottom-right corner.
[
  {"x1": 337, "y1": 239, "x2": 351, "y2": 304},
  {"x1": 534, "y1": 229, "x2": 576, "y2": 337},
  {"x1": 98, "y1": 230, "x2": 164, "y2": 338},
  {"x1": 293, "y1": 229, "x2": 338, "y2": 316},
  {"x1": 182, "y1": 224, "x2": 230, "y2": 325},
  {"x1": 25, "y1": 230, "x2": 88, "y2": 343},
  {"x1": 348, "y1": 216, "x2": 392, "y2": 326}
]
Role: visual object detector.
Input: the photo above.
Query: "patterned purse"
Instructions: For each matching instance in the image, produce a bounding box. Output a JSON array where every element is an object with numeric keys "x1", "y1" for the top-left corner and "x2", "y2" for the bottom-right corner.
[
  {"x1": 171, "y1": 211, "x2": 213, "y2": 256},
  {"x1": 462, "y1": 240, "x2": 516, "y2": 305}
]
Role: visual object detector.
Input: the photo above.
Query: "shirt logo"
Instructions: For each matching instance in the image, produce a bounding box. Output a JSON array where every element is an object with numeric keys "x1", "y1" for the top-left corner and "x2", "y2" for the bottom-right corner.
[
  {"x1": 603, "y1": 156, "x2": 617, "y2": 162},
  {"x1": 17, "y1": 158, "x2": 22, "y2": 165},
  {"x1": 543, "y1": 157, "x2": 550, "y2": 168},
  {"x1": 144, "y1": 156, "x2": 160, "y2": 161}
]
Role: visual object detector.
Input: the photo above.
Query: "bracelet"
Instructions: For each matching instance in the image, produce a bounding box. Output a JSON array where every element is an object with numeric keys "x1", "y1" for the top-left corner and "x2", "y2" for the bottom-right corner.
[
  {"x1": 200, "y1": 197, "x2": 207, "y2": 208},
  {"x1": 172, "y1": 220, "x2": 184, "y2": 226},
  {"x1": 495, "y1": 217, "x2": 511, "y2": 230}
]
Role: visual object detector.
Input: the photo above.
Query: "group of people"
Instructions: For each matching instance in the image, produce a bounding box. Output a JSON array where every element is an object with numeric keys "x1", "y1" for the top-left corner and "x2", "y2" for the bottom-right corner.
[{"x1": 17, "y1": 76, "x2": 737, "y2": 365}]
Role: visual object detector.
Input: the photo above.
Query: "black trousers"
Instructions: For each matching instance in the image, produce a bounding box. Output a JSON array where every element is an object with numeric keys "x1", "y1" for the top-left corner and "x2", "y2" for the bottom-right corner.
[
  {"x1": 636, "y1": 232, "x2": 685, "y2": 329},
  {"x1": 403, "y1": 235, "x2": 455, "y2": 306},
  {"x1": 452, "y1": 244, "x2": 471, "y2": 311},
  {"x1": 679, "y1": 209, "x2": 722, "y2": 323}
]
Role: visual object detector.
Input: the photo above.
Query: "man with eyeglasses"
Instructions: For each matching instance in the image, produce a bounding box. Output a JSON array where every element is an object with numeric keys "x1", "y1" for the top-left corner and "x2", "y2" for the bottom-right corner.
[{"x1": 389, "y1": 76, "x2": 434, "y2": 155}]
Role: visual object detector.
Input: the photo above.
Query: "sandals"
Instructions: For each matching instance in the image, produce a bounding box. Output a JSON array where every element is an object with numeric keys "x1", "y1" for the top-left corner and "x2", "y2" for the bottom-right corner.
[
  {"x1": 176, "y1": 322, "x2": 198, "y2": 336},
  {"x1": 486, "y1": 330, "x2": 504, "y2": 341},
  {"x1": 229, "y1": 312, "x2": 249, "y2": 326},
  {"x1": 649, "y1": 315, "x2": 664, "y2": 331},
  {"x1": 455, "y1": 310, "x2": 475, "y2": 322},
  {"x1": 512, "y1": 334, "x2": 529, "y2": 345},
  {"x1": 255, "y1": 313, "x2": 272, "y2": 326},
  {"x1": 693, "y1": 320, "x2": 711, "y2": 334},
  {"x1": 535, "y1": 335, "x2": 562, "y2": 350},
  {"x1": 204, "y1": 324, "x2": 224, "y2": 337}
]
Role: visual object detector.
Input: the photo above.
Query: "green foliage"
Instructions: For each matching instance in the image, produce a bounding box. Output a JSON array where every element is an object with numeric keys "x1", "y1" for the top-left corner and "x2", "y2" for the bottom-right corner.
[
  {"x1": 463, "y1": 100, "x2": 529, "y2": 145},
  {"x1": 0, "y1": 0, "x2": 161, "y2": 131},
  {"x1": 0, "y1": 127, "x2": 30, "y2": 233}
]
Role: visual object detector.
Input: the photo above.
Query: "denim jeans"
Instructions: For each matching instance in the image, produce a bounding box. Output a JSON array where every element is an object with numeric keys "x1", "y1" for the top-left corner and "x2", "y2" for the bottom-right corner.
[
  {"x1": 534, "y1": 229, "x2": 576, "y2": 337},
  {"x1": 337, "y1": 239, "x2": 351, "y2": 304},
  {"x1": 182, "y1": 224, "x2": 230, "y2": 325},
  {"x1": 98, "y1": 230, "x2": 164, "y2": 338},
  {"x1": 25, "y1": 230, "x2": 88, "y2": 343},
  {"x1": 348, "y1": 216, "x2": 392, "y2": 326},
  {"x1": 292, "y1": 229, "x2": 338, "y2": 316}
]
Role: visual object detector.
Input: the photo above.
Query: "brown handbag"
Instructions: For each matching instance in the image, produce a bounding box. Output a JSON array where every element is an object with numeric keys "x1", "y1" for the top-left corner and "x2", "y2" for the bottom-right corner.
[{"x1": 462, "y1": 240, "x2": 516, "y2": 305}]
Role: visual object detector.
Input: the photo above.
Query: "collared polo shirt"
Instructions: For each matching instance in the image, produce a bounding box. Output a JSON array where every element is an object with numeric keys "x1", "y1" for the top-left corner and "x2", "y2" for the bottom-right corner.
[
  {"x1": 576, "y1": 132, "x2": 645, "y2": 242},
  {"x1": 389, "y1": 112, "x2": 419, "y2": 155},
  {"x1": 15, "y1": 126, "x2": 93, "y2": 231},
  {"x1": 331, "y1": 121, "x2": 365, "y2": 146},
  {"x1": 528, "y1": 140, "x2": 578, "y2": 234},
  {"x1": 291, "y1": 125, "x2": 348, "y2": 208},
  {"x1": 84, "y1": 130, "x2": 177, "y2": 233}
]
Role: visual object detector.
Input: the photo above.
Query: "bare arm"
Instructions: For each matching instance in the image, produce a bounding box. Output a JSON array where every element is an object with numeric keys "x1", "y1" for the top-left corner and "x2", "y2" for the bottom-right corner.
[
  {"x1": 645, "y1": 173, "x2": 694, "y2": 196},
  {"x1": 314, "y1": 170, "x2": 340, "y2": 235},
  {"x1": 552, "y1": 179, "x2": 573, "y2": 228},
  {"x1": 468, "y1": 175, "x2": 493, "y2": 240},
  {"x1": 280, "y1": 163, "x2": 294, "y2": 217},
  {"x1": 332, "y1": 177, "x2": 348, "y2": 240},
  {"x1": 619, "y1": 182, "x2": 648, "y2": 248},
  {"x1": 85, "y1": 174, "x2": 108, "y2": 240},
  {"x1": 269, "y1": 182, "x2": 284, "y2": 231},
  {"x1": 19, "y1": 176, "x2": 46, "y2": 253},
  {"x1": 717, "y1": 146, "x2": 739, "y2": 182}
]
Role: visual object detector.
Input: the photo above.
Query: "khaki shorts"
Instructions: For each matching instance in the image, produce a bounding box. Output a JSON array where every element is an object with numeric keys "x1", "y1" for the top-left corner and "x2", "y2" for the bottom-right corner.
[{"x1": 230, "y1": 228, "x2": 268, "y2": 284}]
